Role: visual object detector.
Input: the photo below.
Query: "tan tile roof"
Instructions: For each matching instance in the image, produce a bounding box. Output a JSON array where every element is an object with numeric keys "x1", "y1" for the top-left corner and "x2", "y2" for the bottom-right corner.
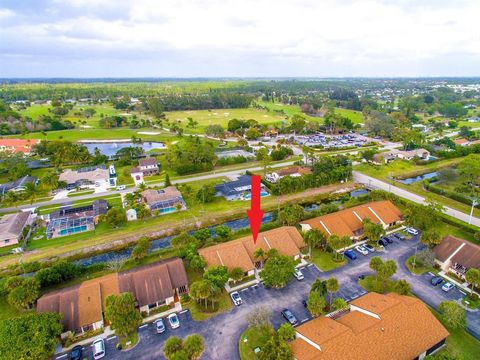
[
  {"x1": 59, "y1": 167, "x2": 109, "y2": 184},
  {"x1": 300, "y1": 201, "x2": 403, "y2": 237},
  {"x1": 198, "y1": 226, "x2": 305, "y2": 272},
  {"x1": 291, "y1": 293, "x2": 449, "y2": 360},
  {"x1": 141, "y1": 186, "x2": 182, "y2": 204}
]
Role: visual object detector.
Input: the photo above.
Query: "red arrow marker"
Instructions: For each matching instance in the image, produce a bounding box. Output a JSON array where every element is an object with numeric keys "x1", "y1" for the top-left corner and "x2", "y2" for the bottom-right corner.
[{"x1": 247, "y1": 175, "x2": 264, "y2": 244}]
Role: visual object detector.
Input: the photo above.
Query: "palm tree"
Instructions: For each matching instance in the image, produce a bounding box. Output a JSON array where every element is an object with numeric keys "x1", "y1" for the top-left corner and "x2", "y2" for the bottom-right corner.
[
  {"x1": 253, "y1": 248, "x2": 266, "y2": 269},
  {"x1": 326, "y1": 278, "x2": 339, "y2": 308},
  {"x1": 303, "y1": 229, "x2": 326, "y2": 257},
  {"x1": 23, "y1": 182, "x2": 38, "y2": 204}
]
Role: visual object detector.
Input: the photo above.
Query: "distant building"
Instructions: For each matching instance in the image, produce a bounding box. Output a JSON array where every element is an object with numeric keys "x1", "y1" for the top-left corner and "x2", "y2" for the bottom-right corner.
[
  {"x1": 372, "y1": 148, "x2": 430, "y2": 164},
  {"x1": 266, "y1": 166, "x2": 312, "y2": 183},
  {"x1": 215, "y1": 175, "x2": 268, "y2": 201},
  {"x1": 198, "y1": 226, "x2": 305, "y2": 278},
  {"x1": 130, "y1": 157, "x2": 159, "y2": 186},
  {"x1": 59, "y1": 165, "x2": 117, "y2": 188},
  {"x1": 0, "y1": 139, "x2": 39, "y2": 155},
  {"x1": 300, "y1": 200, "x2": 403, "y2": 239},
  {"x1": 433, "y1": 235, "x2": 480, "y2": 280},
  {"x1": 0, "y1": 211, "x2": 32, "y2": 248},
  {"x1": 453, "y1": 138, "x2": 480, "y2": 147},
  {"x1": 46, "y1": 199, "x2": 108, "y2": 238},
  {"x1": 37, "y1": 258, "x2": 188, "y2": 336},
  {"x1": 141, "y1": 186, "x2": 186, "y2": 215},
  {"x1": 290, "y1": 292, "x2": 449, "y2": 360},
  {"x1": 0, "y1": 175, "x2": 38, "y2": 195}
]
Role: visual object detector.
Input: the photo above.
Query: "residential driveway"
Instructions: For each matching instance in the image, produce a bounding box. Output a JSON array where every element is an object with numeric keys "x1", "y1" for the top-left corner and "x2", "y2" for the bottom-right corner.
[{"x1": 56, "y1": 234, "x2": 480, "y2": 360}]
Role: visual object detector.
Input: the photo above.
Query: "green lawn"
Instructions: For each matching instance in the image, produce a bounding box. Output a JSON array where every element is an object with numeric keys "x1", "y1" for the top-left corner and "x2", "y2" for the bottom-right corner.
[
  {"x1": 67, "y1": 189, "x2": 95, "y2": 197},
  {"x1": 311, "y1": 248, "x2": 347, "y2": 271},
  {"x1": 182, "y1": 290, "x2": 232, "y2": 321},
  {"x1": 462, "y1": 295, "x2": 480, "y2": 310},
  {"x1": 164, "y1": 108, "x2": 287, "y2": 134},
  {"x1": 334, "y1": 107, "x2": 364, "y2": 124},
  {"x1": 239, "y1": 326, "x2": 274, "y2": 360},
  {"x1": 405, "y1": 255, "x2": 432, "y2": 275},
  {"x1": 430, "y1": 309, "x2": 480, "y2": 360}
]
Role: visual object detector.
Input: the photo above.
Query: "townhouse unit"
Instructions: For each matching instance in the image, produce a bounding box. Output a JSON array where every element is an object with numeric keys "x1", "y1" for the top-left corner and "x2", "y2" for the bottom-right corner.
[{"x1": 433, "y1": 235, "x2": 480, "y2": 280}]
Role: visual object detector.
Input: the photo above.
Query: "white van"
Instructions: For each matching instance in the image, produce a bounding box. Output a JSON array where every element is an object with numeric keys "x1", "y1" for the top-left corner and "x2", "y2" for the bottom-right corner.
[{"x1": 92, "y1": 339, "x2": 105, "y2": 359}]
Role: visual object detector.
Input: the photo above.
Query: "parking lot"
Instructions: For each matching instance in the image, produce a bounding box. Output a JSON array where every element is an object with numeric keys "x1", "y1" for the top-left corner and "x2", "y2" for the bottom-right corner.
[{"x1": 56, "y1": 231, "x2": 480, "y2": 360}]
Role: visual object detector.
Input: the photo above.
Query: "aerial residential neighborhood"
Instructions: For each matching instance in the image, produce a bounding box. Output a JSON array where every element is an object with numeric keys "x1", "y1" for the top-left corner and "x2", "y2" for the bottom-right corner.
[{"x1": 0, "y1": 1, "x2": 480, "y2": 360}]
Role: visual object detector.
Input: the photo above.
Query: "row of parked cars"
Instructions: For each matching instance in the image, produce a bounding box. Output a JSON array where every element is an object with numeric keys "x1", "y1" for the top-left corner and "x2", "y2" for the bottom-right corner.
[{"x1": 431, "y1": 276, "x2": 455, "y2": 292}]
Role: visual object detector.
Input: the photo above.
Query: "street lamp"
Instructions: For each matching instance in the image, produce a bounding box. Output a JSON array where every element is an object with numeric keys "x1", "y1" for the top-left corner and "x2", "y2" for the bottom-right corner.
[{"x1": 469, "y1": 198, "x2": 478, "y2": 225}]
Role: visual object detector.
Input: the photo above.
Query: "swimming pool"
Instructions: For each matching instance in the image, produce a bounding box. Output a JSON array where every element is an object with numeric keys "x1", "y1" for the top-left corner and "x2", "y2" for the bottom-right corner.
[
  {"x1": 159, "y1": 207, "x2": 176, "y2": 214},
  {"x1": 59, "y1": 225, "x2": 88, "y2": 236},
  {"x1": 244, "y1": 191, "x2": 269, "y2": 200}
]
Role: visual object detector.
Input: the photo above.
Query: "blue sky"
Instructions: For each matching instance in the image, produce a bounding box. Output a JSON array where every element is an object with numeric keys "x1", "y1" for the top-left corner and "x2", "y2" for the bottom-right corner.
[{"x1": 1, "y1": 0, "x2": 479, "y2": 78}]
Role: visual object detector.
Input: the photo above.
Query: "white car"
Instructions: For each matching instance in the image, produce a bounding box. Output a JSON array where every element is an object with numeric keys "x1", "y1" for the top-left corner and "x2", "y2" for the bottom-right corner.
[
  {"x1": 442, "y1": 282, "x2": 455, "y2": 292},
  {"x1": 116, "y1": 185, "x2": 126, "y2": 191},
  {"x1": 230, "y1": 291, "x2": 243, "y2": 306},
  {"x1": 92, "y1": 339, "x2": 105, "y2": 360},
  {"x1": 167, "y1": 313, "x2": 180, "y2": 329},
  {"x1": 355, "y1": 245, "x2": 369, "y2": 256},
  {"x1": 293, "y1": 269, "x2": 304, "y2": 281},
  {"x1": 405, "y1": 228, "x2": 419, "y2": 235}
]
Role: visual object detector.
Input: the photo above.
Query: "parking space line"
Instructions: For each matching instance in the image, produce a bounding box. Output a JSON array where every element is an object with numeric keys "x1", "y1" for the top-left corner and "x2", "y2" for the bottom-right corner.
[
  {"x1": 428, "y1": 272, "x2": 435, "y2": 276},
  {"x1": 107, "y1": 336, "x2": 117, "y2": 341},
  {"x1": 179, "y1": 310, "x2": 189, "y2": 314},
  {"x1": 307, "y1": 264, "x2": 314, "y2": 267},
  {"x1": 139, "y1": 324, "x2": 148, "y2": 329},
  {"x1": 241, "y1": 288, "x2": 249, "y2": 292},
  {"x1": 56, "y1": 355, "x2": 67, "y2": 359},
  {"x1": 301, "y1": 318, "x2": 309, "y2": 323}
]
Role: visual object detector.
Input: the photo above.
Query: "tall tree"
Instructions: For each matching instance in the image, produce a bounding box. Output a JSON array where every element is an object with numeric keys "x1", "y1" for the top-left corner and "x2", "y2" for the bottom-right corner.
[
  {"x1": 326, "y1": 278, "x2": 339, "y2": 307},
  {"x1": 438, "y1": 301, "x2": 466, "y2": 330},
  {"x1": 259, "y1": 334, "x2": 293, "y2": 360},
  {"x1": 260, "y1": 254, "x2": 295, "y2": 288},
  {"x1": 465, "y1": 268, "x2": 480, "y2": 295},
  {"x1": 105, "y1": 293, "x2": 142, "y2": 338},
  {"x1": 307, "y1": 290, "x2": 327, "y2": 317}
]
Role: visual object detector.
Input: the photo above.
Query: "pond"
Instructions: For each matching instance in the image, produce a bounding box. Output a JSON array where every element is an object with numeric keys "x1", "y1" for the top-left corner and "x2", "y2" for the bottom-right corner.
[
  {"x1": 83, "y1": 141, "x2": 166, "y2": 157},
  {"x1": 397, "y1": 171, "x2": 438, "y2": 185}
]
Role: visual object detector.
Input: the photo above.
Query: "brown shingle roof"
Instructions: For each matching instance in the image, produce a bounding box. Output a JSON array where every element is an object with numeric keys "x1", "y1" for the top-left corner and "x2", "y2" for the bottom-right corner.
[
  {"x1": 291, "y1": 293, "x2": 449, "y2": 360},
  {"x1": 301, "y1": 201, "x2": 402, "y2": 237},
  {"x1": 138, "y1": 157, "x2": 158, "y2": 167},
  {"x1": 277, "y1": 166, "x2": 312, "y2": 177},
  {"x1": 434, "y1": 235, "x2": 480, "y2": 269},
  {"x1": 37, "y1": 258, "x2": 187, "y2": 331},
  {"x1": 141, "y1": 186, "x2": 182, "y2": 204},
  {"x1": 198, "y1": 226, "x2": 305, "y2": 272}
]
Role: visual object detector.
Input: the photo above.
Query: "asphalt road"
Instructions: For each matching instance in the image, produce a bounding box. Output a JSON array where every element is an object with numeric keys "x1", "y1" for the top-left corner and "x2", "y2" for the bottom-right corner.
[
  {"x1": 56, "y1": 234, "x2": 480, "y2": 360},
  {"x1": 353, "y1": 171, "x2": 480, "y2": 227}
]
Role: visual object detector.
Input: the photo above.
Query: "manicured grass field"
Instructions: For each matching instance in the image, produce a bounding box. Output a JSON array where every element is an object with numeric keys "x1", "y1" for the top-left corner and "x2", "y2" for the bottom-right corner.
[
  {"x1": 334, "y1": 107, "x2": 364, "y2": 124},
  {"x1": 405, "y1": 255, "x2": 432, "y2": 275},
  {"x1": 164, "y1": 108, "x2": 287, "y2": 134},
  {"x1": 182, "y1": 290, "x2": 232, "y2": 321},
  {"x1": 311, "y1": 248, "x2": 347, "y2": 271},
  {"x1": 239, "y1": 326, "x2": 274, "y2": 360}
]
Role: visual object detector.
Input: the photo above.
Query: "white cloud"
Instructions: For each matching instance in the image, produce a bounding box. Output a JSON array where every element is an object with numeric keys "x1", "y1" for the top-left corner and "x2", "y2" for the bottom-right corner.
[{"x1": 1, "y1": 0, "x2": 480, "y2": 76}]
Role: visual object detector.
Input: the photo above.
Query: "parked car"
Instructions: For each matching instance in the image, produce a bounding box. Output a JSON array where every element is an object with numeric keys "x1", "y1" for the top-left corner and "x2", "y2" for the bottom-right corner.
[
  {"x1": 116, "y1": 185, "x2": 126, "y2": 191},
  {"x1": 281, "y1": 309, "x2": 298, "y2": 326},
  {"x1": 355, "y1": 245, "x2": 369, "y2": 256},
  {"x1": 406, "y1": 228, "x2": 419, "y2": 235},
  {"x1": 302, "y1": 299, "x2": 308, "y2": 308},
  {"x1": 344, "y1": 250, "x2": 357, "y2": 260},
  {"x1": 382, "y1": 236, "x2": 393, "y2": 244},
  {"x1": 92, "y1": 339, "x2": 105, "y2": 360},
  {"x1": 230, "y1": 291, "x2": 243, "y2": 306},
  {"x1": 167, "y1": 313, "x2": 180, "y2": 329},
  {"x1": 378, "y1": 238, "x2": 388, "y2": 247},
  {"x1": 358, "y1": 274, "x2": 366, "y2": 280},
  {"x1": 69, "y1": 345, "x2": 83, "y2": 360},
  {"x1": 364, "y1": 244, "x2": 375, "y2": 252},
  {"x1": 155, "y1": 318, "x2": 166, "y2": 333},
  {"x1": 393, "y1": 233, "x2": 405, "y2": 241},
  {"x1": 442, "y1": 282, "x2": 455, "y2": 292},
  {"x1": 431, "y1": 277, "x2": 443, "y2": 286},
  {"x1": 293, "y1": 268, "x2": 304, "y2": 281}
]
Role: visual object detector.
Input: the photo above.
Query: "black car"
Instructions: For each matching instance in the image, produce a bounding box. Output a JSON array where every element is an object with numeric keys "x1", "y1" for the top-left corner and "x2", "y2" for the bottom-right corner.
[
  {"x1": 393, "y1": 233, "x2": 405, "y2": 241},
  {"x1": 378, "y1": 238, "x2": 388, "y2": 247},
  {"x1": 383, "y1": 236, "x2": 393, "y2": 244},
  {"x1": 302, "y1": 299, "x2": 308, "y2": 308},
  {"x1": 69, "y1": 345, "x2": 83, "y2": 360},
  {"x1": 281, "y1": 309, "x2": 298, "y2": 326},
  {"x1": 431, "y1": 277, "x2": 443, "y2": 286}
]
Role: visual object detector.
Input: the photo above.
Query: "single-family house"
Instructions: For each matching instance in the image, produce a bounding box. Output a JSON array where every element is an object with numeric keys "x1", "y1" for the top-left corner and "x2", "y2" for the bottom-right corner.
[
  {"x1": 290, "y1": 292, "x2": 449, "y2": 360},
  {"x1": 372, "y1": 149, "x2": 430, "y2": 164},
  {"x1": 300, "y1": 200, "x2": 403, "y2": 239},
  {"x1": 46, "y1": 199, "x2": 108, "y2": 238},
  {"x1": 37, "y1": 258, "x2": 188, "y2": 336},
  {"x1": 59, "y1": 165, "x2": 117, "y2": 189},
  {"x1": 198, "y1": 226, "x2": 305, "y2": 278},
  {"x1": 433, "y1": 235, "x2": 480, "y2": 280},
  {"x1": 454, "y1": 138, "x2": 470, "y2": 147},
  {"x1": 130, "y1": 158, "x2": 160, "y2": 186},
  {"x1": 0, "y1": 175, "x2": 38, "y2": 195},
  {"x1": 215, "y1": 175, "x2": 268, "y2": 201},
  {"x1": 0, "y1": 139, "x2": 39, "y2": 155},
  {"x1": 266, "y1": 166, "x2": 312, "y2": 183},
  {"x1": 141, "y1": 186, "x2": 186, "y2": 214},
  {"x1": 0, "y1": 211, "x2": 32, "y2": 248}
]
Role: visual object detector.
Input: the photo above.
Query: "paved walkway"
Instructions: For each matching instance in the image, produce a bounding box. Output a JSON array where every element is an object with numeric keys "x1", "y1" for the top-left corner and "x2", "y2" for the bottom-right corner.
[{"x1": 353, "y1": 171, "x2": 480, "y2": 227}]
